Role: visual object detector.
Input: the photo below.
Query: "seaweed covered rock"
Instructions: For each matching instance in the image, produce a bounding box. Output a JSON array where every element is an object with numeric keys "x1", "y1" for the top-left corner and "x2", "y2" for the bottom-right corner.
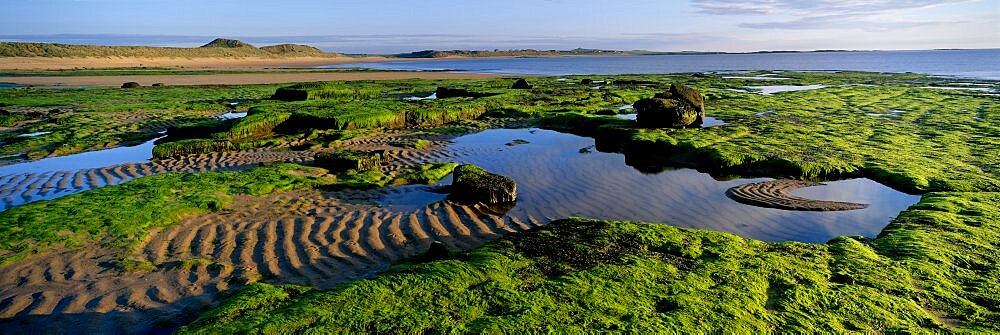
[
  {"x1": 450, "y1": 164, "x2": 517, "y2": 204},
  {"x1": 271, "y1": 87, "x2": 309, "y2": 101},
  {"x1": 633, "y1": 83, "x2": 705, "y2": 128},
  {"x1": 510, "y1": 78, "x2": 533, "y2": 89},
  {"x1": 121, "y1": 82, "x2": 140, "y2": 88},
  {"x1": 435, "y1": 86, "x2": 494, "y2": 98},
  {"x1": 314, "y1": 150, "x2": 385, "y2": 171}
]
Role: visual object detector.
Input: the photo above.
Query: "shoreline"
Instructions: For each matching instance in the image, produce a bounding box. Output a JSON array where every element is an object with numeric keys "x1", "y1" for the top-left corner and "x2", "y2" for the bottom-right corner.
[{"x1": 0, "y1": 71, "x2": 502, "y2": 87}]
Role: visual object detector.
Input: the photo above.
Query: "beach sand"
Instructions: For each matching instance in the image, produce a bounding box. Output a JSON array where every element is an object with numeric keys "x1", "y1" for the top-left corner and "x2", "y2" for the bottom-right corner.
[{"x1": 1, "y1": 71, "x2": 501, "y2": 87}]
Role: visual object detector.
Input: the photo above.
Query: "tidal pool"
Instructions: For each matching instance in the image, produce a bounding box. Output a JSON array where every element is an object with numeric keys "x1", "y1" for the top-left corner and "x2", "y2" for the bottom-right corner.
[
  {"x1": 615, "y1": 114, "x2": 727, "y2": 127},
  {"x1": 385, "y1": 128, "x2": 921, "y2": 243},
  {"x1": 747, "y1": 85, "x2": 829, "y2": 95}
]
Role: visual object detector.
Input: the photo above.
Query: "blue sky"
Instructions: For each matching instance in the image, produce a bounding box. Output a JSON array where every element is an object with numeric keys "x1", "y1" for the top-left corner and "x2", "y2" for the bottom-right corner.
[{"x1": 0, "y1": 0, "x2": 997, "y2": 53}]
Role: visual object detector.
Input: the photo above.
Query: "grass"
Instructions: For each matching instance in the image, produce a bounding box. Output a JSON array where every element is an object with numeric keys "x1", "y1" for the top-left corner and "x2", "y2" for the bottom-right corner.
[{"x1": 179, "y1": 192, "x2": 1000, "y2": 333}]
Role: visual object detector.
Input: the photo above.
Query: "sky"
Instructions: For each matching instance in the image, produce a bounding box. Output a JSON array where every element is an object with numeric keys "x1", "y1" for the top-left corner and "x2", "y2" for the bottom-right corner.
[{"x1": 0, "y1": 0, "x2": 997, "y2": 53}]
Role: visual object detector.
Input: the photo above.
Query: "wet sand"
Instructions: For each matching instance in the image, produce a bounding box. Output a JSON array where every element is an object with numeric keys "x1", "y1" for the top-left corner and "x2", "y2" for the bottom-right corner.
[
  {"x1": 726, "y1": 179, "x2": 869, "y2": 211},
  {"x1": 1, "y1": 71, "x2": 500, "y2": 87},
  {"x1": 0, "y1": 129, "x2": 917, "y2": 333}
]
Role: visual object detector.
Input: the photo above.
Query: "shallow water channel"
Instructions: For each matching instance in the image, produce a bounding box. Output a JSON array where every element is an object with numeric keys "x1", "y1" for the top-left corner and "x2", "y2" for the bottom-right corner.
[{"x1": 382, "y1": 128, "x2": 920, "y2": 243}]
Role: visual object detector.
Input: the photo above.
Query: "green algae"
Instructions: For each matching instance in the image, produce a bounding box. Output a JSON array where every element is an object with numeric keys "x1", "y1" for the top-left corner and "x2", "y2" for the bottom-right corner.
[{"x1": 179, "y1": 192, "x2": 1000, "y2": 333}]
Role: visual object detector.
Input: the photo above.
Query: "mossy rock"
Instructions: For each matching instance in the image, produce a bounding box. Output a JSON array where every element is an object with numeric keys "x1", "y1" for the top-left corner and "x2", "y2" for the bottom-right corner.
[
  {"x1": 510, "y1": 78, "x2": 532, "y2": 89},
  {"x1": 450, "y1": 164, "x2": 517, "y2": 204},
  {"x1": 121, "y1": 82, "x2": 140, "y2": 89},
  {"x1": 270, "y1": 87, "x2": 309, "y2": 101},
  {"x1": 435, "y1": 86, "x2": 495, "y2": 98},
  {"x1": 634, "y1": 83, "x2": 705, "y2": 128},
  {"x1": 314, "y1": 150, "x2": 384, "y2": 172}
]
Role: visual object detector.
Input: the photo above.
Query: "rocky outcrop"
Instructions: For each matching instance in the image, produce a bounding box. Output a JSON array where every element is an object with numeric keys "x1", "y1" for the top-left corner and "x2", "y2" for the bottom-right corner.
[
  {"x1": 450, "y1": 164, "x2": 517, "y2": 204},
  {"x1": 314, "y1": 150, "x2": 385, "y2": 171},
  {"x1": 633, "y1": 83, "x2": 705, "y2": 128},
  {"x1": 435, "y1": 86, "x2": 495, "y2": 98},
  {"x1": 510, "y1": 78, "x2": 533, "y2": 89},
  {"x1": 121, "y1": 82, "x2": 140, "y2": 88}
]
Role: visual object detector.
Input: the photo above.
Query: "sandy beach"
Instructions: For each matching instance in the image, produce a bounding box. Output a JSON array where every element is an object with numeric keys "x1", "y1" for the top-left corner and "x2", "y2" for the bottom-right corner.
[{"x1": 1, "y1": 71, "x2": 501, "y2": 87}]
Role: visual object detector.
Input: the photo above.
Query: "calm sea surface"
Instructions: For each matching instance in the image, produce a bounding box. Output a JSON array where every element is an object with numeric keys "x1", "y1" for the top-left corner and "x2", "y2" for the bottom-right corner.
[{"x1": 323, "y1": 49, "x2": 1000, "y2": 79}]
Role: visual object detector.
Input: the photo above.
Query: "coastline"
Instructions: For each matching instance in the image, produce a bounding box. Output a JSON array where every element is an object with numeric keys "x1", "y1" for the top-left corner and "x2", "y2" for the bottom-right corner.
[{"x1": 0, "y1": 71, "x2": 501, "y2": 87}]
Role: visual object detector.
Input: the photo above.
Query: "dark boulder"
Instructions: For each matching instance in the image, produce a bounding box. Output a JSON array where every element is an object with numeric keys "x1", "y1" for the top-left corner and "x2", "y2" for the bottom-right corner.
[
  {"x1": 271, "y1": 87, "x2": 309, "y2": 101},
  {"x1": 415, "y1": 241, "x2": 452, "y2": 262},
  {"x1": 510, "y1": 78, "x2": 533, "y2": 89},
  {"x1": 151, "y1": 83, "x2": 165, "y2": 87},
  {"x1": 580, "y1": 79, "x2": 594, "y2": 85},
  {"x1": 450, "y1": 164, "x2": 517, "y2": 204},
  {"x1": 121, "y1": 82, "x2": 141, "y2": 88},
  {"x1": 634, "y1": 83, "x2": 705, "y2": 128}
]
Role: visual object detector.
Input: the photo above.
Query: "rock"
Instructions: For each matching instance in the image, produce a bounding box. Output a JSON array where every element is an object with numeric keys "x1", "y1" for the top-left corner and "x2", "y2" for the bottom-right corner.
[
  {"x1": 200, "y1": 38, "x2": 255, "y2": 48},
  {"x1": 415, "y1": 241, "x2": 452, "y2": 262},
  {"x1": 314, "y1": 150, "x2": 385, "y2": 171},
  {"x1": 450, "y1": 164, "x2": 517, "y2": 204},
  {"x1": 580, "y1": 79, "x2": 594, "y2": 85},
  {"x1": 634, "y1": 83, "x2": 705, "y2": 128},
  {"x1": 510, "y1": 78, "x2": 533, "y2": 89},
  {"x1": 121, "y1": 82, "x2": 141, "y2": 89},
  {"x1": 151, "y1": 83, "x2": 164, "y2": 87},
  {"x1": 435, "y1": 86, "x2": 494, "y2": 98}
]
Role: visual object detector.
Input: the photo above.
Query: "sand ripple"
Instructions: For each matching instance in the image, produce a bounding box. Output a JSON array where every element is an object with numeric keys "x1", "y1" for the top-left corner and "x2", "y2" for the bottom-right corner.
[{"x1": 726, "y1": 179, "x2": 869, "y2": 211}]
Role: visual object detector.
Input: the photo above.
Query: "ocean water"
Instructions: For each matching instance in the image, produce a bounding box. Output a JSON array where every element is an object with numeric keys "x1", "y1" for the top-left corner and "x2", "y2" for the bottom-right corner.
[{"x1": 322, "y1": 49, "x2": 1000, "y2": 79}]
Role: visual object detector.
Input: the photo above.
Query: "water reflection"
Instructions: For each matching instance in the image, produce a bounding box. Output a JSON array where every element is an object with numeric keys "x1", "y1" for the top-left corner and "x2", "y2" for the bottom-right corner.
[{"x1": 384, "y1": 128, "x2": 921, "y2": 243}]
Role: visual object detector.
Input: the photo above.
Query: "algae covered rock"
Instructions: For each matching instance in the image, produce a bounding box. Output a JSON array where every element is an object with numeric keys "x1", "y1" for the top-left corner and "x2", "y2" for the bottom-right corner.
[
  {"x1": 510, "y1": 78, "x2": 533, "y2": 89},
  {"x1": 634, "y1": 83, "x2": 705, "y2": 128},
  {"x1": 435, "y1": 86, "x2": 495, "y2": 98},
  {"x1": 450, "y1": 164, "x2": 517, "y2": 204},
  {"x1": 121, "y1": 82, "x2": 141, "y2": 88},
  {"x1": 314, "y1": 150, "x2": 385, "y2": 171}
]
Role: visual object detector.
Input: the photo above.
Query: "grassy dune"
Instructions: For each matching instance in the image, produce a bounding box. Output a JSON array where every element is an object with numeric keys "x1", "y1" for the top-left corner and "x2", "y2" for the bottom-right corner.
[{"x1": 0, "y1": 39, "x2": 339, "y2": 58}]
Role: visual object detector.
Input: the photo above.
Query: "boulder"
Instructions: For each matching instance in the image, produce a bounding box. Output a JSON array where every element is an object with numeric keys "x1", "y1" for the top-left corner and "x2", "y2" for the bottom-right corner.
[
  {"x1": 121, "y1": 82, "x2": 141, "y2": 88},
  {"x1": 151, "y1": 83, "x2": 165, "y2": 87},
  {"x1": 580, "y1": 79, "x2": 594, "y2": 85},
  {"x1": 510, "y1": 78, "x2": 532, "y2": 89},
  {"x1": 314, "y1": 150, "x2": 385, "y2": 171},
  {"x1": 450, "y1": 164, "x2": 517, "y2": 204},
  {"x1": 634, "y1": 83, "x2": 705, "y2": 128}
]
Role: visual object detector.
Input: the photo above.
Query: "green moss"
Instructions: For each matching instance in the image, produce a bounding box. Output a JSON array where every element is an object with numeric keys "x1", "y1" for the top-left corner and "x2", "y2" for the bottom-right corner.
[
  {"x1": 392, "y1": 162, "x2": 458, "y2": 185},
  {"x1": 314, "y1": 150, "x2": 384, "y2": 172},
  {"x1": 181, "y1": 192, "x2": 1000, "y2": 333}
]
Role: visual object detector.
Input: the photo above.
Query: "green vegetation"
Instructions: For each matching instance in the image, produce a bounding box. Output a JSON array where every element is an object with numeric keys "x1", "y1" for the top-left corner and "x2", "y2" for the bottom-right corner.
[
  {"x1": 392, "y1": 162, "x2": 458, "y2": 185},
  {"x1": 180, "y1": 192, "x2": 1000, "y2": 333},
  {"x1": 0, "y1": 84, "x2": 279, "y2": 158},
  {"x1": 0, "y1": 39, "x2": 339, "y2": 58}
]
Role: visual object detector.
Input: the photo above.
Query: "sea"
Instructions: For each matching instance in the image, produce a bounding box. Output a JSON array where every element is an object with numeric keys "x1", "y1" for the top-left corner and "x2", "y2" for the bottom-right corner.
[{"x1": 321, "y1": 49, "x2": 1000, "y2": 80}]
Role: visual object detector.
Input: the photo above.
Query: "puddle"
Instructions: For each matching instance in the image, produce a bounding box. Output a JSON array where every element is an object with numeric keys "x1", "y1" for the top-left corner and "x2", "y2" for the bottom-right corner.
[
  {"x1": 723, "y1": 76, "x2": 791, "y2": 80},
  {"x1": 727, "y1": 88, "x2": 750, "y2": 93},
  {"x1": 921, "y1": 86, "x2": 996, "y2": 92},
  {"x1": 618, "y1": 104, "x2": 634, "y2": 110},
  {"x1": 616, "y1": 114, "x2": 638, "y2": 120},
  {"x1": 866, "y1": 109, "x2": 906, "y2": 117},
  {"x1": 755, "y1": 110, "x2": 775, "y2": 117},
  {"x1": 614, "y1": 114, "x2": 727, "y2": 127},
  {"x1": 0, "y1": 83, "x2": 22, "y2": 90},
  {"x1": 218, "y1": 112, "x2": 248, "y2": 120},
  {"x1": 18, "y1": 131, "x2": 51, "y2": 137},
  {"x1": 591, "y1": 86, "x2": 603, "y2": 90},
  {"x1": 384, "y1": 128, "x2": 920, "y2": 243},
  {"x1": 0, "y1": 136, "x2": 161, "y2": 177},
  {"x1": 747, "y1": 85, "x2": 829, "y2": 95}
]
